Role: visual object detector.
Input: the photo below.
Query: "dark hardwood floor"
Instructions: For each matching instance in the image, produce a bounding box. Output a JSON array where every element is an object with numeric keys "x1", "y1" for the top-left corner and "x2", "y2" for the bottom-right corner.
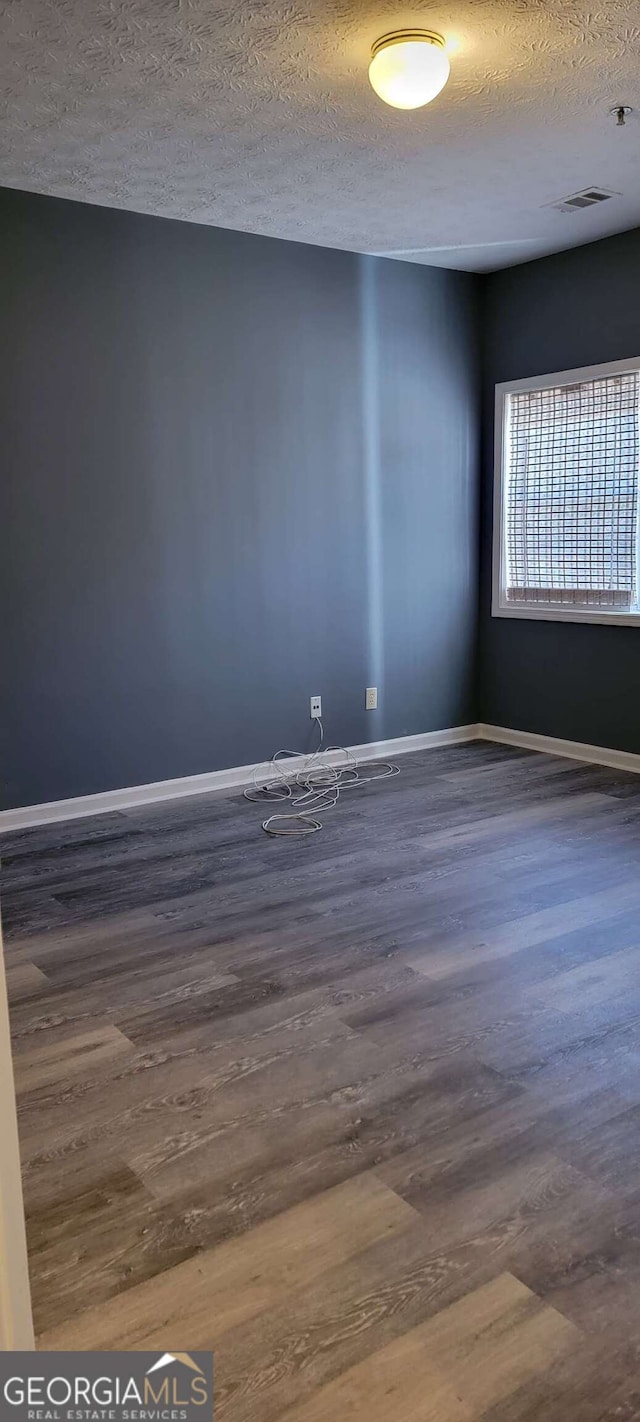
[{"x1": 4, "y1": 739, "x2": 640, "y2": 1418}]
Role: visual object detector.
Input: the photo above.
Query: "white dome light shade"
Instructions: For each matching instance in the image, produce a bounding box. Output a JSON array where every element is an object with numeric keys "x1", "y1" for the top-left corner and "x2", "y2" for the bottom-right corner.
[{"x1": 369, "y1": 31, "x2": 450, "y2": 110}]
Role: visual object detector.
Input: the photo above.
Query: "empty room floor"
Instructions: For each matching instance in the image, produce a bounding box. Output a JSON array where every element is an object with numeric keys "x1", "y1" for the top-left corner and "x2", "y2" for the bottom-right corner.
[{"x1": 4, "y1": 740, "x2": 640, "y2": 1419}]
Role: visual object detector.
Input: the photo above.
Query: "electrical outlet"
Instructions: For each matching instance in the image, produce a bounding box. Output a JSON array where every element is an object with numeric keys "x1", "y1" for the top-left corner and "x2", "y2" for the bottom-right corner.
[
  {"x1": 366, "y1": 686, "x2": 378, "y2": 711},
  {"x1": 310, "y1": 695, "x2": 322, "y2": 719}
]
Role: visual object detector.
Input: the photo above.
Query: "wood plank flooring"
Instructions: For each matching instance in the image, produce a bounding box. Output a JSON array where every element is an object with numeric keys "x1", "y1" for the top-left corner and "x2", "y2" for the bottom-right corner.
[{"x1": 4, "y1": 740, "x2": 640, "y2": 1418}]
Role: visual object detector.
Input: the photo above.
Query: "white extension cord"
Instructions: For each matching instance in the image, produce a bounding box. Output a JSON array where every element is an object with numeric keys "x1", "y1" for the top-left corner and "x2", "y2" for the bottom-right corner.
[{"x1": 244, "y1": 719, "x2": 400, "y2": 836}]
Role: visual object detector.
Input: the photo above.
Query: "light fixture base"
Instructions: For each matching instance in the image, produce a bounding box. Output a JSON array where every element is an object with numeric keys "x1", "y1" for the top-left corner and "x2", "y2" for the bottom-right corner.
[{"x1": 371, "y1": 29, "x2": 445, "y2": 60}]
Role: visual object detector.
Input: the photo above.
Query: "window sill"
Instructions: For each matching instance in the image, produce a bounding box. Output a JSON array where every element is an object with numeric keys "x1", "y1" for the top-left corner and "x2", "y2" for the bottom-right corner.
[{"x1": 492, "y1": 602, "x2": 640, "y2": 628}]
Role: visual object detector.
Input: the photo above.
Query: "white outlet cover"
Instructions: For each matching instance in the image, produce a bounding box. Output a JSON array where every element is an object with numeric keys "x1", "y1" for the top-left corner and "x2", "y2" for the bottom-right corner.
[{"x1": 366, "y1": 687, "x2": 378, "y2": 710}]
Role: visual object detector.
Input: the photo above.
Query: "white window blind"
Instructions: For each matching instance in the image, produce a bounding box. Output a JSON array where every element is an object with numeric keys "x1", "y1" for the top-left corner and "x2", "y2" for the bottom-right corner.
[{"x1": 503, "y1": 370, "x2": 640, "y2": 611}]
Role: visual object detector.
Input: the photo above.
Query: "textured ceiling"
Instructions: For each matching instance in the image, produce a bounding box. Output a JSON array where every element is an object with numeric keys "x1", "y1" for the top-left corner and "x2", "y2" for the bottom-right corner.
[{"x1": 1, "y1": 0, "x2": 640, "y2": 271}]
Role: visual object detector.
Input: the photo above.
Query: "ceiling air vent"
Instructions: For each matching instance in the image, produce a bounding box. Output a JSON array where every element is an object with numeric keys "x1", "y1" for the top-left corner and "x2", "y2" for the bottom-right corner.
[{"x1": 547, "y1": 187, "x2": 619, "y2": 214}]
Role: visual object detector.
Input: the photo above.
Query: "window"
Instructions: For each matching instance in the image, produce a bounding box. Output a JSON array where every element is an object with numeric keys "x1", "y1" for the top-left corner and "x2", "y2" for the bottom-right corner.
[{"x1": 493, "y1": 357, "x2": 640, "y2": 624}]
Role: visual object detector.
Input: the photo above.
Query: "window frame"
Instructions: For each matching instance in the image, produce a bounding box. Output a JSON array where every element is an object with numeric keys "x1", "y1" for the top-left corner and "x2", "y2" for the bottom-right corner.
[{"x1": 492, "y1": 355, "x2": 640, "y2": 627}]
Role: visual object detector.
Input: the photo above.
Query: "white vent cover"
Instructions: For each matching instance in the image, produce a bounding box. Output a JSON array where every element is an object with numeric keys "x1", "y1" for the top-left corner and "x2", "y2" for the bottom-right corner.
[{"x1": 547, "y1": 187, "x2": 619, "y2": 214}]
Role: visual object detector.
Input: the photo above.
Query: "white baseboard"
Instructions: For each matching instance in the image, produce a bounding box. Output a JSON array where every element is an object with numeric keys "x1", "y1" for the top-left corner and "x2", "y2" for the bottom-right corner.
[
  {"x1": 0, "y1": 724, "x2": 480, "y2": 833},
  {"x1": 479, "y1": 723, "x2": 640, "y2": 776},
  {"x1": 5, "y1": 721, "x2": 638, "y2": 833}
]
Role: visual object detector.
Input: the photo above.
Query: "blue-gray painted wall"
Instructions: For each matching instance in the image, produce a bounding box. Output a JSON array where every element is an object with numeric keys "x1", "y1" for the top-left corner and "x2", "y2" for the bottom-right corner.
[
  {"x1": 479, "y1": 227, "x2": 640, "y2": 752},
  {"x1": 0, "y1": 187, "x2": 480, "y2": 809}
]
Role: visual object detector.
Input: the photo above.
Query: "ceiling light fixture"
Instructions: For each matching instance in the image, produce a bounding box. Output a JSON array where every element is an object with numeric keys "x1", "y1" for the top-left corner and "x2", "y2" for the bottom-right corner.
[{"x1": 369, "y1": 30, "x2": 450, "y2": 110}]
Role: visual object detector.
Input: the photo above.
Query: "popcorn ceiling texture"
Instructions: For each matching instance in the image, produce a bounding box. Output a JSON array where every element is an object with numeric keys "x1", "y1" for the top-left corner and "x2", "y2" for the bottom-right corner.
[{"x1": 1, "y1": 0, "x2": 640, "y2": 270}]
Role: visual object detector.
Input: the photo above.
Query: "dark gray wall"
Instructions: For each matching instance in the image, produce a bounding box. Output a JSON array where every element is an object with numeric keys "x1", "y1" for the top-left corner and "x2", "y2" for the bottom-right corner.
[
  {"x1": 479, "y1": 227, "x2": 640, "y2": 753},
  {"x1": 0, "y1": 187, "x2": 480, "y2": 809}
]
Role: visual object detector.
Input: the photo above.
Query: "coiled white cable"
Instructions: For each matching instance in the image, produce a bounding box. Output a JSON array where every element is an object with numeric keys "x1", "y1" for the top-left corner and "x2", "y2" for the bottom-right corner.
[{"x1": 244, "y1": 719, "x2": 400, "y2": 835}]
